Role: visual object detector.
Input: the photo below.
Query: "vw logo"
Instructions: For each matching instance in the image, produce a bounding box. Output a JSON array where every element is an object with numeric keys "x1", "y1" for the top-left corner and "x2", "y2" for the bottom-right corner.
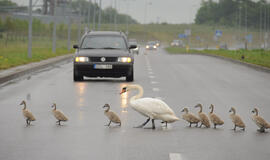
[{"x1": 100, "y1": 57, "x2": 106, "y2": 62}]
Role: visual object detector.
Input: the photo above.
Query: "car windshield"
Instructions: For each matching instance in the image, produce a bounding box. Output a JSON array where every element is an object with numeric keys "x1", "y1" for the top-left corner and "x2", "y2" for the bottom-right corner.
[
  {"x1": 147, "y1": 41, "x2": 156, "y2": 45},
  {"x1": 129, "y1": 41, "x2": 137, "y2": 45},
  {"x1": 81, "y1": 36, "x2": 127, "y2": 50}
]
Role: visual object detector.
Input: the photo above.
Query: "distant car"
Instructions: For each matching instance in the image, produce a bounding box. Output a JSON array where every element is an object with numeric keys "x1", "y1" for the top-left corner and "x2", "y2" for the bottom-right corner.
[
  {"x1": 155, "y1": 40, "x2": 161, "y2": 47},
  {"x1": 170, "y1": 40, "x2": 181, "y2": 47},
  {"x1": 128, "y1": 40, "x2": 139, "y2": 54},
  {"x1": 73, "y1": 31, "x2": 137, "y2": 82},
  {"x1": 146, "y1": 41, "x2": 157, "y2": 50}
]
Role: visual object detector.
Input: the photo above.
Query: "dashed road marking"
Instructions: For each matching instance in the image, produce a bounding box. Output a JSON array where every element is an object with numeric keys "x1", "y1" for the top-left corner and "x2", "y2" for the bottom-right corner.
[
  {"x1": 151, "y1": 81, "x2": 159, "y2": 84},
  {"x1": 149, "y1": 75, "x2": 155, "y2": 79},
  {"x1": 169, "y1": 153, "x2": 182, "y2": 160},
  {"x1": 148, "y1": 71, "x2": 154, "y2": 74},
  {"x1": 152, "y1": 88, "x2": 160, "y2": 92}
]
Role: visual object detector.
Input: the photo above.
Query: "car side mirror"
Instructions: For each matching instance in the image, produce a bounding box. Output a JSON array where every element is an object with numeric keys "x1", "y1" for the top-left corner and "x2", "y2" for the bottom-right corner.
[
  {"x1": 73, "y1": 45, "x2": 79, "y2": 49},
  {"x1": 129, "y1": 45, "x2": 137, "y2": 49}
]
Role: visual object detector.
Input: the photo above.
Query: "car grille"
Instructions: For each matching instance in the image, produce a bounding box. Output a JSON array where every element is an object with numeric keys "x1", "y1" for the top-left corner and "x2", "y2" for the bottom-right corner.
[{"x1": 89, "y1": 57, "x2": 118, "y2": 62}]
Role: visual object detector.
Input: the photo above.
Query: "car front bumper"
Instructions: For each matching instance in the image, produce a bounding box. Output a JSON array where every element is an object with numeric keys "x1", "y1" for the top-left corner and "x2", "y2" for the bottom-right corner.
[{"x1": 74, "y1": 62, "x2": 133, "y2": 78}]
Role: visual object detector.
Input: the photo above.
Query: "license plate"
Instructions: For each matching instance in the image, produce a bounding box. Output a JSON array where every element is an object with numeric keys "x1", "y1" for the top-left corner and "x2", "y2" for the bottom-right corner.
[{"x1": 94, "y1": 64, "x2": 113, "y2": 69}]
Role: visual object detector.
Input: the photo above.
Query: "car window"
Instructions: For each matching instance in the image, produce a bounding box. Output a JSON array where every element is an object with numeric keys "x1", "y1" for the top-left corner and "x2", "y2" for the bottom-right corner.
[
  {"x1": 81, "y1": 36, "x2": 127, "y2": 50},
  {"x1": 147, "y1": 41, "x2": 156, "y2": 45}
]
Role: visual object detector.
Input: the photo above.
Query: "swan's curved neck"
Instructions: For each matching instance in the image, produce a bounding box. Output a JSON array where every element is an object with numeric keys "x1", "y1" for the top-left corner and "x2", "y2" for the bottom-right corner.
[
  {"x1": 231, "y1": 109, "x2": 236, "y2": 115},
  {"x1": 198, "y1": 105, "x2": 202, "y2": 113},
  {"x1": 210, "y1": 105, "x2": 214, "y2": 113},
  {"x1": 255, "y1": 110, "x2": 258, "y2": 116},
  {"x1": 53, "y1": 104, "x2": 57, "y2": 110},
  {"x1": 105, "y1": 106, "x2": 110, "y2": 112},
  {"x1": 23, "y1": 103, "x2": 26, "y2": 110},
  {"x1": 129, "y1": 85, "x2": 144, "y2": 103}
]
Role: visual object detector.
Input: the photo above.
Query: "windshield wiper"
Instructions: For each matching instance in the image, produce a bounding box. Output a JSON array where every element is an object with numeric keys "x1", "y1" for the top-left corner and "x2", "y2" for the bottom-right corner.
[
  {"x1": 101, "y1": 47, "x2": 121, "y2": 49},
  {"x1": 82, "y1": 47, "x2": 97, "y2": 49}
]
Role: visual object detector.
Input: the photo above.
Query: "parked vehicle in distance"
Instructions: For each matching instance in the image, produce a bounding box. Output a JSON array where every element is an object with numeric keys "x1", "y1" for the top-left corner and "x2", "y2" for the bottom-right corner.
[
  {"x1": 128, "y1": 39, "x2": 140, "y2": 54},
  {"x1": 146, "y1": 41, "x2": 157, "y2": 50},
  {"x1": 73, "y1": 31, "x2": 137, "y2": 82},
  {"x1": 170, "y1": 39, "x2": 184, "y2": 47}
]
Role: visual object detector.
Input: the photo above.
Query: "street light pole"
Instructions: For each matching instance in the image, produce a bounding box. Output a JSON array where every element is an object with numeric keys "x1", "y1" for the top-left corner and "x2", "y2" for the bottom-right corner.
[
  {"x1": 87, "y1": 0, "x2": 91, "y2": 30},
  {"x1": 114, "y1": 0, "x2": 117, "y2": 31},
  {"x1": 28, "y1": 0, "x2": 32, "y2": 58},
  {"x1": 93, "y1": 0, "x2": 96, "y2": 30},
  {"x1": 126, "y1": 0, "x2": 130, "y2": 35},
  {"x1": 52, "y1": 0, "x2": 57, "y2": 53},
  {"x1": 98, "y1": 0, "x2": 102, "y2": 31}
]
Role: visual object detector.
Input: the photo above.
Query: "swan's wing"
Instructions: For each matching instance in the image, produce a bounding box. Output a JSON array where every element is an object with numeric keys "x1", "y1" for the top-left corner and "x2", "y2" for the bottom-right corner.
[
  {"x1": 253, "y1": 115, "x2": 268, "y2": 128},
  {"x1": 23, "y1": 110, "x2": 36, "y2": 121},
  {"x1": 132, "y1": 98, "x2": 175, "y2": 116},
  {"x1": 53, "y1": 110, "x2": 68, "y2": 121}
]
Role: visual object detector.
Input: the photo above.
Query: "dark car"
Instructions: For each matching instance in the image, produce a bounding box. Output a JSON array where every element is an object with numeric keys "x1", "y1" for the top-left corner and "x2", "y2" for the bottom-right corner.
[
  {"x1": 145, "y1": 41, "x2": 157, "y2": 50},
  {"x1": 128, "y1": 39, "x2": 139, "y2": 54},
  {"x1": 73, "y1": 31, "x2": 137, "y2": 82}
]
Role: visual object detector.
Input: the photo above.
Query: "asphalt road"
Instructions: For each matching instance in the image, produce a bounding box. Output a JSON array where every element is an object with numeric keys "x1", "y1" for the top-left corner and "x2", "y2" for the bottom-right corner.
[{"x1": 0, "y1": 48, "x2": 270, "y2": 160}]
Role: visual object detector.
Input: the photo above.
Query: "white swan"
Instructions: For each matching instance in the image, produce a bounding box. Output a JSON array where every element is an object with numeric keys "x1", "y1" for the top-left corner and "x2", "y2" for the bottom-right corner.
[{"x1": 120, "y1": 84, "x2": 179, "y2": 129}]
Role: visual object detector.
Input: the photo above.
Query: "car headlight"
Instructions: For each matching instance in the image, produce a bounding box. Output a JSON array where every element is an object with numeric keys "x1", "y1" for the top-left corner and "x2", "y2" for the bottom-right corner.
[
  {"x1": 75, "y1": 56, "x2": 89, "y2": 62},
  {"x1": 153, "y1": 45, "x2": 157, "y2": 48},
  {"x1": 146, "y1": 45, "x2": 149, "y2": 49},
  {"x1": 118, "y1": 57, "x2": 132, "y2": 63}
]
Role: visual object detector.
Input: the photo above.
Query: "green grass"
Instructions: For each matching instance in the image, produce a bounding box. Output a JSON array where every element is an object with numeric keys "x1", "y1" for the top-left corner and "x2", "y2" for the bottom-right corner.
[
  {"x1": 0, "y1": 39, "x2": 74, "y2": 70},
  {"x1": 165, "y1": 47, "x2": 270, "y2": 69}
]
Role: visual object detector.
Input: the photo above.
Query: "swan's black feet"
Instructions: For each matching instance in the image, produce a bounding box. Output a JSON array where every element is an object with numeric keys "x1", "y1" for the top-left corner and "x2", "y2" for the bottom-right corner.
[
  {"x1": 257, "y1": 128, "x2": 265, "y2": 132},
  {"x1": 152, "y1": 119, "x2": 155, "y2": 129},
  {"x1": 134, "y1": 118, "x2": 150, "y2": 128},
  {"x1": 161, "y1": 121, "x2": 168, "y2": 127},
  {"x1": 105, "y1": 121, "x2": 111, "y2": 126},
  {"x1": 57, "y1": 120, "x2": 62, "y2": 125}
]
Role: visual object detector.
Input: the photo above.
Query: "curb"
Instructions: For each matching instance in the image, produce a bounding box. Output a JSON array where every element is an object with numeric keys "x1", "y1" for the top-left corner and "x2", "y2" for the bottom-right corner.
[
  {"x1": 0, "y1": 54, "x2": 73, "y2": 84},
  {"x1": 166, "y1": 50, "x2": 270, "y2": 74}
]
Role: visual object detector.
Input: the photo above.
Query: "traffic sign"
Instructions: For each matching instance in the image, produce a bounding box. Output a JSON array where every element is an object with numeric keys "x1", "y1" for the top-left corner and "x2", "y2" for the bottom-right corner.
[
  {"x1": 178, "y1": 34, "x2": 187, "y2": 39},
  {"x1": 215, "y1": 30, "x2": 222, "y2": 37}
]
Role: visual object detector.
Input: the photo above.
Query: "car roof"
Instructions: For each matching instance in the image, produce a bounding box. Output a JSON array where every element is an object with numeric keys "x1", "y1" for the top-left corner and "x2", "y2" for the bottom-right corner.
[{"x1": 86, "y1": 31, "x2": 125, "y2": 36}]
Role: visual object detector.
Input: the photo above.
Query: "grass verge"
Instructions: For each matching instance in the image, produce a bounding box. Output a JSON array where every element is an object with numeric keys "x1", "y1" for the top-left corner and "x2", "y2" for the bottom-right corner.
[
  {"x1": 0, "y1": 40, "x2": 74, "y2": 70},
  {"x1": 165, "y1": 47, "x2": 270, "y2": 69}
]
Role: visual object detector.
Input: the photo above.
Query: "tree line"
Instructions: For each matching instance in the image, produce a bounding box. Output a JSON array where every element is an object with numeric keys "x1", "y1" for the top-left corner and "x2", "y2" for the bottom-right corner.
[{"x1": 195, "y1": 0, "x2": 270, "y2": 29}]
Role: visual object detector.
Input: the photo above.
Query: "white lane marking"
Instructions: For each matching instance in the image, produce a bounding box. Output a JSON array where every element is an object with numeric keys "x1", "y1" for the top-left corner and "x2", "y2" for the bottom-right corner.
[
  {"x1": 152, "y1": 88, "x2": 160, "y2": 92},
  {"x1": 148, "y1": 72, "x2": 154, "y2": 74},
  {"x1": 169, "y1": 153, "x2": 182, "y2": 160},
  {"x1": 151, "y1": 81, "x2": 159, "y2": 84},
  {"x1": 149, "y1": 75, "x2": 155, "y2": 79}
]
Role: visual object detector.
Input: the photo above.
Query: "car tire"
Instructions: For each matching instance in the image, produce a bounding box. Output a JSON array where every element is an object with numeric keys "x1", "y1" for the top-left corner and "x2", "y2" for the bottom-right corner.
[
  {"x1": 73, "y1": 69, "x2": 83, "y2": 81},
  {"x1": 126, "y1": 67, "x2": 134, "y2": 82}
]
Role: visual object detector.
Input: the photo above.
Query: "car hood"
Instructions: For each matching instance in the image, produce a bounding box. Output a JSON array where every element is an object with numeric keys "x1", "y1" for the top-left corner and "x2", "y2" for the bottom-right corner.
[{"x1": 75, "y1": 49, "x2": 132, "y2": 57}]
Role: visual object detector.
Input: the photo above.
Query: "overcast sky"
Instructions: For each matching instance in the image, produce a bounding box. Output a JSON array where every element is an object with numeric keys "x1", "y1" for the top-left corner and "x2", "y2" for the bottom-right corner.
[
  {"x1": 12, "y1": 0, "x2": 269, "y2": 24},
  {"x1": 11, "y1": 0, "x2": 203, "y2": 24}
]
